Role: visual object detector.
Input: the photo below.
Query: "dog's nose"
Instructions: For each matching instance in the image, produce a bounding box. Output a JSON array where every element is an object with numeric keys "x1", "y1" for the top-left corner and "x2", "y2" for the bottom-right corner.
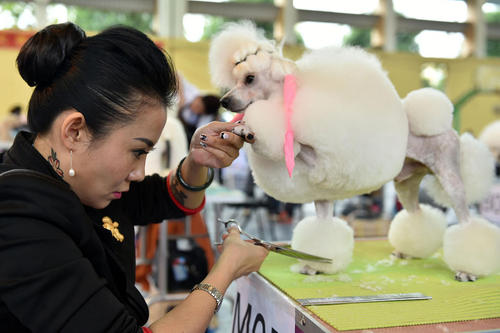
[{"x1": 220, "y1": 97, "x2": 231, "y2": 109}]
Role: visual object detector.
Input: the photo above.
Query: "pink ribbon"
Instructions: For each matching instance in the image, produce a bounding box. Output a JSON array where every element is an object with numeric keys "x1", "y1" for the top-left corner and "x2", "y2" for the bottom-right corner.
[{"x1": 283, "y1": 74, "x2": 296, "y2": 178}]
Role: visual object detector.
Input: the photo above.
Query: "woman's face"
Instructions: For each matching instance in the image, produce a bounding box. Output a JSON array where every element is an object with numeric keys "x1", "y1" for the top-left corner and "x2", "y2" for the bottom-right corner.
[{"x1": 71, "y1": 104, "x2": 166, "y2": 209}]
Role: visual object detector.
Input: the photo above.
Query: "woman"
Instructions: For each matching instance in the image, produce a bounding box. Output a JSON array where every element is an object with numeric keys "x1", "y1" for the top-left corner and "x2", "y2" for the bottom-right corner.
[{"x1": 0, "y1": 23, "x2": 267, "y2": 332}]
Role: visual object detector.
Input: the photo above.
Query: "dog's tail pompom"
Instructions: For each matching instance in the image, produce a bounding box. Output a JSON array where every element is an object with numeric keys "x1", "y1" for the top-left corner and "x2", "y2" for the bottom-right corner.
[
  {"x1": 208, "y1": 21, "x2": 276, "y2": 89},
  {"x1": 422, "y1": 133, "x2": 495, "y2": 207},
  {"x1": 403, "y1": 88, "x2": 453, "y2": 136},
  {"x1": 388, "y1": 204, "x2": 447, "y2": 258},
  {"x1": 443, "y1": 216, "x2": 500, "y2": 277}
]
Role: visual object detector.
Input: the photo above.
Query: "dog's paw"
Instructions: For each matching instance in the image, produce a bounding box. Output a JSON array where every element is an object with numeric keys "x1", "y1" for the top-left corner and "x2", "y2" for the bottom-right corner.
[
  {"x1": 455, "y1": 271, "x2": 477, "y2": 282},
  {"x1": 231, "y1": 122, "x2": 255, "y2": 141},
  {"x1": 299, "y1": 264, "x2": 319, "y2": 275}
]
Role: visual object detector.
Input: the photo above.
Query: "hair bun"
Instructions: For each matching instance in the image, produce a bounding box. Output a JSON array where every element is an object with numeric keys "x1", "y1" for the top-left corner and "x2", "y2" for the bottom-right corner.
[{"x1": 17, "y1": 22, "x2": 86, "y2": 87}]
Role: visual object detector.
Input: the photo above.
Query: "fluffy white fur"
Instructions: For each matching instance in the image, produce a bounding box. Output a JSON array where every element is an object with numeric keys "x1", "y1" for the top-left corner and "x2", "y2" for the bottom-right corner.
[
  {"x1": 208, "y1": 21, "x2": 277, "y2": 89},
  {"x1": 422, "y1": 133, "x2": 495, "y2": 206},
  {"x1": 388, "y1": 204, "x2": 447, "y2": 258},
  {"x1": 243, "y1": 45, "x2": 408, "y2": 203},
  {"x1": 403, "y1": 88, "x2": 453, "y2": 136},
  {"x1": 479, "y1": 120, "x2": 500, "y2": 160},
  {"x1": 291, "y1": 216, "x2": 354, "y2": 274},
  {"x1": 443, "y1": 217, "x2": 500, "y2": 276},
  {"x1": 479, "y1": 120, "x2": 500, "y2": 147}
]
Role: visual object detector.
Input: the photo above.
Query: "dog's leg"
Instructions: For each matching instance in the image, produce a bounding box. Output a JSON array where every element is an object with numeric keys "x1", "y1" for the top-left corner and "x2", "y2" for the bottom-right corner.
[
  {"x1": 409, "y1": 131, "x2": 487, "y2": 281},
  {"x1": 425, "y1": 142, "x2": 479, "y2": 281},
  {"x1": 408, "y1": 131, "x2": 469, "y2": 223},
  {"x1": 389, "y1": 148, "x2": 448, "y2": 259},
  {"x1": 298, "y1": 200, "x2": 335, "y2": 275},
  {"x1": 297, "y1": 144, "x2": 316, "y2": 168},
  {"x1": 394, "y1": 160, "x2": 429, "y2": 214},
  {"x1": 391, "y1": 162, "x2": 429, "y2": 259},
  {"x1": 314, "y1": 200, "x2": 334, "y2": 219},
  {"x1": 425, "y1": 154, "x2": 470, "y2": 224}
]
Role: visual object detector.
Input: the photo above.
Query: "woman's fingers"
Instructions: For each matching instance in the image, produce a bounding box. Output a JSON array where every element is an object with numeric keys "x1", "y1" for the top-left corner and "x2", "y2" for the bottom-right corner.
[
  {"x1": 188, "y1": 120, "x2": 256, "y2": 168},
  {"x1": 195, "y1": 121, "x2": 255, "y2": 145},
  {"x1": 200, "y1": 131, "x2": 241, "y2": 156}
]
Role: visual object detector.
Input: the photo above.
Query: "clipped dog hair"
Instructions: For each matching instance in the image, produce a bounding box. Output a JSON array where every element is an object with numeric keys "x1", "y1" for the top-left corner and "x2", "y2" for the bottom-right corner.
[{"x1": 209, "y1": 21, "x2": 277, "y2": 89}]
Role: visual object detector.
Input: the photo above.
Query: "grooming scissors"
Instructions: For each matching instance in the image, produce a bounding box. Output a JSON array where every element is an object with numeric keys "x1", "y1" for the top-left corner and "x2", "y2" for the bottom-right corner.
[{"x1": 216, "y1": 218, "x2": 332, "y2": 263}]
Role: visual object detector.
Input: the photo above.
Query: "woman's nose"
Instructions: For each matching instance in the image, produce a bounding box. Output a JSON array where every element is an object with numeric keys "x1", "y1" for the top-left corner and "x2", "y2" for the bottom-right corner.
[{"x1": 128, "y1": 164, "x2": 145, "y2": 182}]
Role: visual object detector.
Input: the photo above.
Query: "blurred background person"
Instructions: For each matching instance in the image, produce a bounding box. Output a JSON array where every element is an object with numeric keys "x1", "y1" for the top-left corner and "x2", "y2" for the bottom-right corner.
[
  {"x1": 177, "y1": 73, "x2": 221, "y2": 144},
  {"x1": 0, "y1": 105, "x2": 27, "y2": 142}
]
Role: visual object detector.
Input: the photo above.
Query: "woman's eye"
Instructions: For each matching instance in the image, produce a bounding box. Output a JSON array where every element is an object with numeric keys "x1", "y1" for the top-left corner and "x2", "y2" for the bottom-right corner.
[
  {"x1": 133, "y1": 149, "x2": 149, "y2": 159},
  {"x1": 245, "y1": 75, "x2": 255, "y2": 85}
]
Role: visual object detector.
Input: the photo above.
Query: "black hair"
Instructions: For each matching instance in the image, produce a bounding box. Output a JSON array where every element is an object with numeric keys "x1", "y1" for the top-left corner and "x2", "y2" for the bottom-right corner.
[
  {"x1": 16, "y1": 22, "x2": 177, "y2": 140},
  {"x1": 201, "y1": 95, "x2": 220, "y2": 116}
]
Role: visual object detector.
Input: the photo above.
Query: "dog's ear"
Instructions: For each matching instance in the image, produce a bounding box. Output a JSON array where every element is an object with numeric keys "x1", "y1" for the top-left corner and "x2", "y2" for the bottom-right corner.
[{"x1": 270, "y1": 58, "x2": 297, "y2": 81}]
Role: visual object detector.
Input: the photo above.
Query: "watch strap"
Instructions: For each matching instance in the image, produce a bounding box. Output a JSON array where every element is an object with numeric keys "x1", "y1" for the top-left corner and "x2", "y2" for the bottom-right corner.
[{"x1": 191, "y1": 283, "x2": 224, "y2": 313}]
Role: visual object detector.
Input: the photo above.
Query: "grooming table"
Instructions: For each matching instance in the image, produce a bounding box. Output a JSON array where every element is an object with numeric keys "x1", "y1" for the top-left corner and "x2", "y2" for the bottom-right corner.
[{"x1": 233, "y1": 239, "x2": 500, "y2": 332}]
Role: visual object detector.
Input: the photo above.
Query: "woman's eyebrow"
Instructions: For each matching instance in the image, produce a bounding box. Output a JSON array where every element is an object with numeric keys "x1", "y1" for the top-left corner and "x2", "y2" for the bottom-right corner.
[{"x1": 133, "y1": 137, "x2": 154, "y2": 147}]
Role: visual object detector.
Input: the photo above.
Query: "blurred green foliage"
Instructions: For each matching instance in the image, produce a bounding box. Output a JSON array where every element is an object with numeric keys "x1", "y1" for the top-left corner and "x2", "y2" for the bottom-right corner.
[
  {"x1": 0, "y1": 0, "x2": 498, "y2": 56},
  {"x1": 67, "y1": 7, "x2": 153, "y2": 33}
]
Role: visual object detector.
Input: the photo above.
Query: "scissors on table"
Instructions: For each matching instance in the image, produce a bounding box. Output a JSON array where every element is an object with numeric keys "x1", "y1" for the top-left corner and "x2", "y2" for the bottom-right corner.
[{"x1": 216, "y1": 218, "x2": 332, "y2": 263}]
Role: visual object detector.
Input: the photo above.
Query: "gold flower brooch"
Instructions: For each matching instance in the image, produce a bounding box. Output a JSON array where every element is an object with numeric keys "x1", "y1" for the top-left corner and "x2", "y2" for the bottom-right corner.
[{"x1": 102, "y1": 216, "x2": 124, "y2": 242}]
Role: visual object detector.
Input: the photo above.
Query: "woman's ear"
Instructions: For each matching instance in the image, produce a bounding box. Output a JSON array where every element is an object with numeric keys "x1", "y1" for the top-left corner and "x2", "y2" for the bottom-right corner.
[{"x1": 60, "y1": 110, "x2": 88, "y2": 149}]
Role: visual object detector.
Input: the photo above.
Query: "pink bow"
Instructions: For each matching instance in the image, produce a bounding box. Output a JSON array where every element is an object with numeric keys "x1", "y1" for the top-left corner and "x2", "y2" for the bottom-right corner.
[{"x1": 283, "y1": 74, "x2": 296, "y2": 178}]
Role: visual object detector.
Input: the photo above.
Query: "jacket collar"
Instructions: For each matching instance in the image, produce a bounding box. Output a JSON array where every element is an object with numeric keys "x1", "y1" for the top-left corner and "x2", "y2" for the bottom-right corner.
[{"x1": 2, "y1": 131, "x2": 66, "y2": 182}]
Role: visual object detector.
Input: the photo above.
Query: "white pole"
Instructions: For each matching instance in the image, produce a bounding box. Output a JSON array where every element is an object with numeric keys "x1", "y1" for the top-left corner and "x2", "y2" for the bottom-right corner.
[{"x1": 155, "y1": 0, "x2": 187, "y2": 38}]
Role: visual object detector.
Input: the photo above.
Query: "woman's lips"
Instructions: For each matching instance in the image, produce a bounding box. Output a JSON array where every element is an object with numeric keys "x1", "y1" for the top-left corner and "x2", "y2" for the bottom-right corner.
[{"x1": 112, "y1": 192, "x2": 122, "y2": 199}]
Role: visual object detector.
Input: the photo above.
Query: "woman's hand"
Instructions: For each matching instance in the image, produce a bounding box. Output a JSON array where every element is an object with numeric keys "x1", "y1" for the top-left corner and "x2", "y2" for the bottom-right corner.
[
  {"x1": 150, "y1": 226, "x2": 267, "y2": 333},
  {"x1": 188, "y1": 121, "x2": 255, "y2": 169},
  {"x1": 215, "y1": 227, "x2": 269, "y2": 281}
]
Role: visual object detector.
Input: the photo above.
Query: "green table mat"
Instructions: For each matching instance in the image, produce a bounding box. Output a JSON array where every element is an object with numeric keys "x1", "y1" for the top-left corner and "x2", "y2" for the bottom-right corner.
[{"x1": 258, "y1": 239, "x2": 500, "y2": 331}]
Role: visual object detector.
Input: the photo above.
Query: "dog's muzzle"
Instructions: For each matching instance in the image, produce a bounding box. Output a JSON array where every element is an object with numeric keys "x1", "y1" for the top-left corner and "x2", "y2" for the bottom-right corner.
[{"x1": 220, "y1": 96, "x2": 232, "y2": 110}]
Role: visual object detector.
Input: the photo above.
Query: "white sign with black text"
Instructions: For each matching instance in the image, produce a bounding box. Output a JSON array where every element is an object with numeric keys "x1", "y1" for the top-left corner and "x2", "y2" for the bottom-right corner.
[{"x1": 231, "y1": 273, "x2": 295, "y2": 333}]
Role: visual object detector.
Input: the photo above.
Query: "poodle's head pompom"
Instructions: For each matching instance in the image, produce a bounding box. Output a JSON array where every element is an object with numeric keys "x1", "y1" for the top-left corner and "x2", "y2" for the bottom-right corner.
[
  {"x1": 403, "y1": 87, "x2": 453, "y2": 136},
  {"x1": 209, "y1": 21, "x2": 277, "y2": 89}
]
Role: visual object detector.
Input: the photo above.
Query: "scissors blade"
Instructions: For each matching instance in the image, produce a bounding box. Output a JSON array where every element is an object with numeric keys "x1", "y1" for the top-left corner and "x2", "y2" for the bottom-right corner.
[
  {"x1": 261, "y1": 241, "x2": 332, "y2": 263},
  {"x1": 217, "y1": 218, "x2": 331, "y2": 263}
]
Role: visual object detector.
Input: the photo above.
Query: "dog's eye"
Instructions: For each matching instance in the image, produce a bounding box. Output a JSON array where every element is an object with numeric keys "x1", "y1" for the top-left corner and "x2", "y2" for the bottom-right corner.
[{"x1": 245, "y1": 75, "x2": 255, "y2": 85}]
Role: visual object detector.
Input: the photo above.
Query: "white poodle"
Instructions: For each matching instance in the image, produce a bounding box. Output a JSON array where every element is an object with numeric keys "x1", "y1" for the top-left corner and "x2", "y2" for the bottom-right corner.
[
  {"x1": 479, "y1": 120, "x2": 500, "y2": 163},
  {"x1": 208, "y1": 22, "x2": 500, "y2": 281}
]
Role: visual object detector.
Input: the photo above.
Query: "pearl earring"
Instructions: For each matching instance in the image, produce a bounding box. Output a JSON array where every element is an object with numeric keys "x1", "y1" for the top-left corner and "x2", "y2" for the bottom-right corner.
[{"x1": 69, "y1": 150, "x2": 75, "y2": 177}]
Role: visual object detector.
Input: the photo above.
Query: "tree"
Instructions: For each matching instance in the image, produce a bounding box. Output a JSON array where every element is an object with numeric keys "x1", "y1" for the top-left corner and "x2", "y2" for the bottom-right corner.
[
  {"x1": 396, "y1": 32, "x2": 419, "y2": 53},
  {"x1": 485, "y1": 11, "x2": 500, "y2": 57},
  {"x1": 201, "y1": 0, "x2": 274, "y2": 40},
  {"x1": 343, "y1": 27, "x2": 371, "y2": 47},
  {"x1": 0, "y1": 1, "x2": 34, "y2": 29},
  {"x1": 0, "y1": 1, "x2": 153, "y2": 33},
  {"x1": 67, "y1": 6, "x2": 153, "y2": 33}
]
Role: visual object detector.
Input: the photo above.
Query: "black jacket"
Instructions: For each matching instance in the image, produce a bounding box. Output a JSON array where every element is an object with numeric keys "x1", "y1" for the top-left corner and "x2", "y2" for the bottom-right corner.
[{"x1": 0, "y1": 132, "x2": 187, "y2": 332}]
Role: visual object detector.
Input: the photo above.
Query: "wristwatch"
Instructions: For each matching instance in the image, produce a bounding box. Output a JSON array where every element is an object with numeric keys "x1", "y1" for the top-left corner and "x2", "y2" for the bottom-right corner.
[{"x1": 191, "y1": 283, "x2": 224, "y2": 313}]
